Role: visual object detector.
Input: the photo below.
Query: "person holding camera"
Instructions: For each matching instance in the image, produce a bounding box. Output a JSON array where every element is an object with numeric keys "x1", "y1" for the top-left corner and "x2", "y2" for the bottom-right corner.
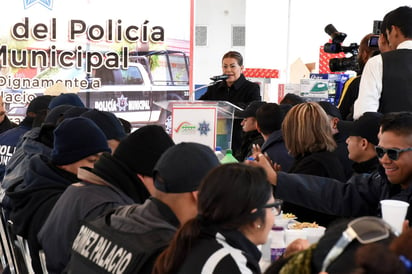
[
  {"x1": 353, "y1": 6, "x2": 412, "y2": 119},
  {"x1": 337, "y1": 33, "x2": 382, "y2": 120}
]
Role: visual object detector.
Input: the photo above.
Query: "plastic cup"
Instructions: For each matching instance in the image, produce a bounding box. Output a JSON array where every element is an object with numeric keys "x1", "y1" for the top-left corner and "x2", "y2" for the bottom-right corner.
[
  {"x1": 380, "y1": 199, "x2": 409, "y2": 233},
  {"x1": 284, "y1": 229, "x2": 307, "y2": 246},
  {"x1": 303, "y1": 227, "x2": 326, "y2": 244}
]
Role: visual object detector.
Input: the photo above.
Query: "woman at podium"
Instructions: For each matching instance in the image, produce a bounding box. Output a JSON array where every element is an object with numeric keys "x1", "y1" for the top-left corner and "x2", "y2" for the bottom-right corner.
[{"x1": 200, "y1": 51, "x2": 261, "y2": 154}]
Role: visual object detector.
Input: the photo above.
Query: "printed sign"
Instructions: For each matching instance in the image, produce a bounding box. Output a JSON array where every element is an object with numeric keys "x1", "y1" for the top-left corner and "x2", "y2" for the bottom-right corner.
[
  {"x1": 172, "y1": 107, "x2": 216, "y2": 148},
  {"x1": 1, "y1": 0, "x2": 191, "y2": 127}
]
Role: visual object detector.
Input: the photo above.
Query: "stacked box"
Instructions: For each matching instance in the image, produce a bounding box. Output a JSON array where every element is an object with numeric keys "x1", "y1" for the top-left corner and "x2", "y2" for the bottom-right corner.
[
  {"x1": 319, "y1": 46, "x2": 346, "y2": 74},
  {"x1": 299, "y1": 78, "x2": 330, "y2": 99},
  {"x1": 308, "y1": 73, "x2": 350, "y2": 105}
]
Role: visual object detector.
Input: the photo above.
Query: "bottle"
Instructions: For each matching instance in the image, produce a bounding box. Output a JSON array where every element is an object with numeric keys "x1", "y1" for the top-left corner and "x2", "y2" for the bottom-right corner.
[
  {"x1": 259, "y1": 235, "x2": 272, "y2": 271},
  {"x1": 214, "y1": 146, "x2": 225, "y2": 161},
  {"x1": 220, "y1": 149, "x2": 239, "y2": 164},
  {"x1": 260, "y1": 233, "x2": 272, "y2": 263},
  {"x1": 270, "y1": 226, "x2": 286, "y2": 262}
]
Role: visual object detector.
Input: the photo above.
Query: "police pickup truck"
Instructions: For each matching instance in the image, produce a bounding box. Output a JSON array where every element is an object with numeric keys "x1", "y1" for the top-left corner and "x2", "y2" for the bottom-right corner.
[{"x1": 6, "y1": 50, "x2": 190, "y2": 130}]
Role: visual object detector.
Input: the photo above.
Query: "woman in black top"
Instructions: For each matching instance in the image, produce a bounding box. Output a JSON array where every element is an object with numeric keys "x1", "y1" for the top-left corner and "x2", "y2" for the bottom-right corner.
[
  {"x1": 200, "y1": 51, "x2": 261, "y2": 154},
  {"x1": 281, "y1": 102, "x2": 346, "y2": 227},
  {"x1": 153, "y1": 164, "x2": 276, "y2": 274}
]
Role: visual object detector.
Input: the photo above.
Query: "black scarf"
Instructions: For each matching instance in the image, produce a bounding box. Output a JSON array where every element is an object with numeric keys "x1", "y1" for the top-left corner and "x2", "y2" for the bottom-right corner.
[{"x1": 92, "y1": 153, "x2": 150, "y2": 203}]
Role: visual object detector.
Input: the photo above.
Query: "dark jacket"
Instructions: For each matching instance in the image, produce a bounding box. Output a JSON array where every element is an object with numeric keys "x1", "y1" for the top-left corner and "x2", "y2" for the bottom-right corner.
[
  {"x1": 276, "y1": 166, "x2": 412, "y2": 223},
  {"x1": 177, "y1": 225, "x2": 261, "y2": 274},
  {"x1": 6, "y1": 154, "x2": 79, "y2": 273},
  {"x1": 338, "y1": 75, "x2": 361, "y2": 121},
  {"x1": 66, "y1": 198, "x2": 179, "y2": 274},
  {"x1": 0, "y1": 115, "x2": 17, "y2": 134},
  {"x1": 352, "y1": 156, "x2": 380, "y2": 175},
  {"x1": 38, "y1": 153, "x2": 149, "y2": 273},
  {"x1": 333, "y1": 132, "x2": 354, "y2": 180},
  {"x1": 260, "y1": 130, "x2": 294, "y2": 172},
  {"x1": 282, "y1": 151, "x2": 346, "y2": 227},
  {"x1": 235, "y1": 130, "x2": 264, "y2": 161},
  {"x1": 200, "y1": 74, "x2": 260, "y2": 153},
  {"x1": 200, "y1": 74, "x2": 260, "y2": 109},
  {"x1": 0, "y1": 117, "x2": 33, "y2": 182},
  {"x1": 288, "y1": 151, "x2": 346, "y2": 180},
  {"x1": 379, "y1": 49, "x2": 412, "y2": 114},
  {"x1": 1, "y1": 125, "x2": 53, "y2": 192}
]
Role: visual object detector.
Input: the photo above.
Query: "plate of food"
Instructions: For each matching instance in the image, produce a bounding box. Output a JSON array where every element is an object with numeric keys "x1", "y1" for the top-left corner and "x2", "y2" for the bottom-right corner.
[
  {"x1": 281, "y1": 212, "x2": 297, "y2": 220},
  {"x1": 287, "y1": 221, "x2": 319, "y2": 230}
]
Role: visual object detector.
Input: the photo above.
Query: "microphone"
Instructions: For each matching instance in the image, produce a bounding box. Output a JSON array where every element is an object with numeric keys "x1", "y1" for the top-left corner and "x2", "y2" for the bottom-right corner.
[{"x1": 210, "y1": 74, "x2": 229, "y2": 82}]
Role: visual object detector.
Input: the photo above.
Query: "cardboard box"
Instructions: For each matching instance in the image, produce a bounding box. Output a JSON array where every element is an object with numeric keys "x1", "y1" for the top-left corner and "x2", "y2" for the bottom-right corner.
[
  {"x1": 309, "y1": 73, "x2": 350, "y2": 105},
  {"x1": 278, "y1": 83, "x2": 301, "y2": 103},
  {"x1": 300, "y1": 78, "x2": 330, "y2": 99},
  {"x1": 319, "y1": 46, "x2": 346, "y2": 74}
]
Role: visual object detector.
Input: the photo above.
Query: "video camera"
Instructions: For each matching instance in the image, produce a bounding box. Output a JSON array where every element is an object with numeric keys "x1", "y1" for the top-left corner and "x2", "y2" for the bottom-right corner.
[
  {"x1": 368, "y1": 20, "x2": 382, "y2": 48},
  {"x1": 323, "y1": 24, "x2": 359, "y2": 72}
]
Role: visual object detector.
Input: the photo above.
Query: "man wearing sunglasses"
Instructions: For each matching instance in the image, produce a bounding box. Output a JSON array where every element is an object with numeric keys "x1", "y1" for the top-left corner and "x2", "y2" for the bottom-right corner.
[{"x1": 251, "y1": 111, "x2": 412, "y2": 227}]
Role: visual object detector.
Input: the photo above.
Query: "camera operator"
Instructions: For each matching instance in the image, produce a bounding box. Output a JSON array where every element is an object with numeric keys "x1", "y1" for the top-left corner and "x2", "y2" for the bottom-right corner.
[
  {"x1": 337, "y1": 33, "x2": 383, "y2": 120},
  {"x1": 353, "y1": 6, "x2": 412, "y2": 119},
  {"x1": 378, "y1": 24, "x2": 391, "y2": 53}
]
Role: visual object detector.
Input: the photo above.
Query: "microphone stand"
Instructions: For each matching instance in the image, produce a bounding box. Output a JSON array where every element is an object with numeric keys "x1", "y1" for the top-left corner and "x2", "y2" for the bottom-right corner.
[{"x1": 190, "y1": 79, "x2": 225, "y2": 101}]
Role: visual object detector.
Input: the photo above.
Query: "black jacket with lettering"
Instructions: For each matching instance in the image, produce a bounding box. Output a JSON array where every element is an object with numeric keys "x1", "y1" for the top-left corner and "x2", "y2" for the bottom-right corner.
[
  {"x1": 66, "y1": 197, "x2": 179, "y2": 274},
  {"x1": 38, "y1": 153, "x2": 149, "y2": 274},
  {"x1": 0, "y1": 117, "x2": 33, "y2": 182},
  {"x1": 176, "y1": 225, "x2": 261, "y2": 273}
]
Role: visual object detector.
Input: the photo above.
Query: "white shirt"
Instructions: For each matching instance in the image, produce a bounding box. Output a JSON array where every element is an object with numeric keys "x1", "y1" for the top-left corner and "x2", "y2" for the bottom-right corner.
[{"x1": 353, "y1": 40, "x2": 412, "y2": 119}]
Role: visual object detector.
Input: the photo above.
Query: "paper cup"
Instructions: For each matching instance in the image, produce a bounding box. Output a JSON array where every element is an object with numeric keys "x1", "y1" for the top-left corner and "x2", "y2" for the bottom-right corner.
[
  {"x1": 303, "y1": 227, "x2": 326, "y2": 244},
  {"x1": 380, "y1": 199, "x2": 409, "y2": 233},
  {"x1": 284, "y1": 229, "x2": 307, "y2": 245},
  {"x1": 274, "y1": 217, "x2": 290, "y2": 229}
]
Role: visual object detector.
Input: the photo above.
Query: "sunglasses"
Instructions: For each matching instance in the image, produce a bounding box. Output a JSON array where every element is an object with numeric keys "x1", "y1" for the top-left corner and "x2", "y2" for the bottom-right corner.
[
  {"x1": 375, "y1": 146, "x2": 412, "y2": 161},
  {"x1": 262, "y1": 199, "x2": 283, "y2": 216},
  {"x1": 321, "y1": 216, "x2": 391, "y2": 272}
]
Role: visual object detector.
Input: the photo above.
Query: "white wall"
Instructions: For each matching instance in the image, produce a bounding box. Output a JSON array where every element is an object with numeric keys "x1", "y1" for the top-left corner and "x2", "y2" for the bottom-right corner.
[
  {"x1": 195, "y1": 0, "x2": 412, "y2": 88},
  {"x1": 194, "y1": 0, "x2": 246, "y2": 85},
  {"x1": 286, "y1": 1, "x2": 411, "y2": 75}
]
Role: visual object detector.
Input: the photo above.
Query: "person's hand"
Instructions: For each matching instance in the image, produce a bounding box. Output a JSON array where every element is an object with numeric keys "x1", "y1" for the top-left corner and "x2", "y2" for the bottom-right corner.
[
  {"x1": 273, "y1": 162, "x2": 282, "y2": 172},
  {"x1": 283, "y1": 239, "x2": 310, "y2": 258},
  {"x1": 245, "y1": 153, "x2": 278, "y2": 185},
  {"x1": 251, "y1": 144, "x2": 262, "y2": 159}
]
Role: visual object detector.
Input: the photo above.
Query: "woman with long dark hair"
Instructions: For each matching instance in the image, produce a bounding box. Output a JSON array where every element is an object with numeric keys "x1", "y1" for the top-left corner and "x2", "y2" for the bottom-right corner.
[{"x1": 153, "y1": 163, "x2": 276, "y2": 274}]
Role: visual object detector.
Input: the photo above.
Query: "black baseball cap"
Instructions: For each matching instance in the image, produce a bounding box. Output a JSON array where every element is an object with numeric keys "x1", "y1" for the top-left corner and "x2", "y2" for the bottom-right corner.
[
  {"x1": 236, "y1": 101, "x2": 266, "y2": 118},
  {"x1": 153, "y1": 142, "x2": 220, "y2": 193},
  {"x1": 337, "y1": 112, "x2": 383, "y2": 145}
]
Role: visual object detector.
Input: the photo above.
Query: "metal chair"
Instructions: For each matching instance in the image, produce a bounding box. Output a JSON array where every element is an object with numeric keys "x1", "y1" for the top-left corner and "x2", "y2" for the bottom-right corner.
[{"x1": 0, "y1": 207, "x2": 34, "y2": 274}]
